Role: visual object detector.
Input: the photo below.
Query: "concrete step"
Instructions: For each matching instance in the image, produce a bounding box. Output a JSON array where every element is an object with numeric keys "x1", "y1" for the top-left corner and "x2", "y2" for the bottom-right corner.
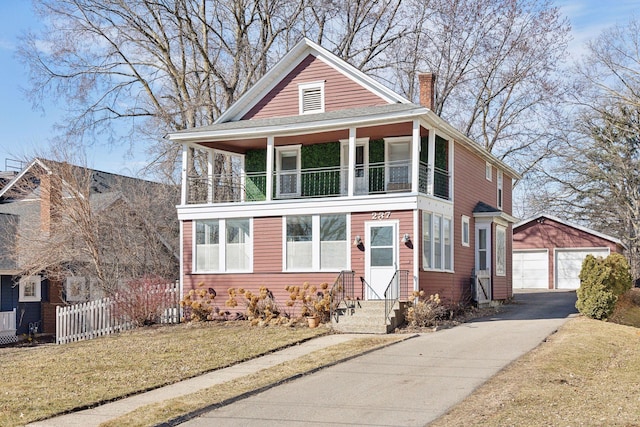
[{"x1": 332, "y1": 300, "x2": 406, "y2": 334}]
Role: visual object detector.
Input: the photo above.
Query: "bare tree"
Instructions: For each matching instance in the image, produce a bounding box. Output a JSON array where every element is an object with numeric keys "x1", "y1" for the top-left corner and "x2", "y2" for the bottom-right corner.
[
  {"x1": 20, "y1": 0, "x2": 570, "y2": 185},
  {"x1": 1, "y1": 150, "x2": 179, "y2": 296},
  {"x1": 534, "y1": 18, "x2": 640, "y2": 278}
]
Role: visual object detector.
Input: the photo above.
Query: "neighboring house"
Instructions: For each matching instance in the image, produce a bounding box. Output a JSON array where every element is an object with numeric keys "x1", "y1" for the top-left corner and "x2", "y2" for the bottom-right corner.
[
  {"x1": 167, "y1": 38, "x2": 520, "y2": 328},
  {"x1": 513, "y1": 214, "x2": 625, "y2": 290},
  {"x1": 0, "y1": 159, "x2": 179, "y2": 338}
]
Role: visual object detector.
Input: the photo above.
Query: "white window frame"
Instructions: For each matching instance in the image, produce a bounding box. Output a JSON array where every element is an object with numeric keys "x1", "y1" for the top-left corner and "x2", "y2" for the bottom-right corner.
[
  {"x1": 384, "y1": 136, "x2": 412, "y2": 190},
  {"x1": 461, "y1": 215, "x2": 470, "y2": 247},
  {"x1": 65, "y1": 276, "x2": 88, "y2": 302},
  {"x1": 422, "y1": 211, "x2": 453, "y2": 272},
  {"x1": 497, "y1": 169, "x2": 503, "y2": 210},
  {"x1": 485, "y1": 161, "x2": 492, "y2": 181},
  {"x1": 299, "y1": 81, "x2": 325, "y2": 114},
  {"x1": 19, "y1": 276, "x2": 41, "y2": 302},
  {"x1": 193, "y1": 218, "x2": 253, "y2": 273},
  {"x1": 275, "y1": 145, "x2": 301, "y2": 198},
  {"x1": 475, "y1": 222, "x2": 491, "y2": 273},
  {"x1": 496, "y1": 225, "x2": 506, "y2": 276},
  {"x1": 283, "y1": 214, "x2": 349, "y2": 272}
]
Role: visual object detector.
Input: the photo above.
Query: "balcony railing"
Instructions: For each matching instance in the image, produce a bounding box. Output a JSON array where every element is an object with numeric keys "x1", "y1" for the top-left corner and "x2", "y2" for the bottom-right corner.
[{"x1": 185, "y1": 160, "x2": 450, "y2": 204}]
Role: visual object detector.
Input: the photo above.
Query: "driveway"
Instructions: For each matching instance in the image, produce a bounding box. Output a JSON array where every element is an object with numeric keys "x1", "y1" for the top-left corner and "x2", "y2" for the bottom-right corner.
[{"x1": 180, "y1": 290, "x2": 578, "y2": 426}]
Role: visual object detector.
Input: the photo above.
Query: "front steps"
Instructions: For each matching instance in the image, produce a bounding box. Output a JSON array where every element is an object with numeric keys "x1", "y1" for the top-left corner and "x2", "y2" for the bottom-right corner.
[{"x1": 331, "y1": 300, "x2": 406, "y2": 334}]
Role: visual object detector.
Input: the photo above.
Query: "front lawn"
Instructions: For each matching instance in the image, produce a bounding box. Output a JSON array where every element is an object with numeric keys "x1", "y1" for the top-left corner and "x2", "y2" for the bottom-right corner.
[{"x1": 0, "y1": 321, "x2": 326, "y2": 426}]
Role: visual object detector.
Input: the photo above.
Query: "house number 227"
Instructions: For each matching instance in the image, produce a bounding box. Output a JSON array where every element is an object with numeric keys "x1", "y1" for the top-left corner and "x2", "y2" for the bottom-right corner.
[{"x1": 371, "y1": 211, "x2": 391, "y2": 220}]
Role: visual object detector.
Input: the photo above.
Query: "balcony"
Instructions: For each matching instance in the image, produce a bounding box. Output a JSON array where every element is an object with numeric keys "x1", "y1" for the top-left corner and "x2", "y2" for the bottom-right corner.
[{"x1": 185, "y1": 160, "x2": 450, "y2": 204}]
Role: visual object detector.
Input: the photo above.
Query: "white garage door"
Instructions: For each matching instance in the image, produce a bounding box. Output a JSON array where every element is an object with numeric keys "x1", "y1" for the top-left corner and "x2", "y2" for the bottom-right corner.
[
  {"x1": 513, "y1": 250, "x2": 548, "y2": 289},
  {"x1": 556, "y1": 248, "x2": 610, "y2": 289}
]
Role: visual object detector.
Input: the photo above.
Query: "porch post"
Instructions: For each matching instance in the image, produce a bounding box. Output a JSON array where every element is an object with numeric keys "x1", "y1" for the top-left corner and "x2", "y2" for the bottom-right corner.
[
  {"x1": 266, "y1": 136, "x2": 274, "y2": 201},
  {"x1": 207, "y1": 148, "x2": 214, "y2": 203},
  {"x1": 348, "y1": 127, "x2": 356, "y2": 197},
  {"x1": 412, "y1": 119, "x2": 420, "y2": 192},
  {"x1": 180, "y1": 144, "x2": 189, "y2": 205},
  {"x1": 428, "y1": 128, "x2": 436, "y2": 196}
]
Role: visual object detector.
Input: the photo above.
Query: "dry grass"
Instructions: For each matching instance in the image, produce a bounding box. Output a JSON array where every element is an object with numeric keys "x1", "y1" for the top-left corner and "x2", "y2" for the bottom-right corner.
[
  {"x1": 101, "y1": 335, "x2": 406, "y2": 427},
  {"x1": 0, "y1": 321, "x2": 326, "y2": 426},
  {"x1": 610, "y1": 288, "x2": 640, "y2": 328},
  {"x1": 430, "y1": 316, "x2": 640, "y2": 426}
]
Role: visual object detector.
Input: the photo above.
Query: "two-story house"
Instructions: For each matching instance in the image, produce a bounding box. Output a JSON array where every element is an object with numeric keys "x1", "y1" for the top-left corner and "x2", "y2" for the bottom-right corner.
[{"x1": 167, "y1": 38, "x2": 520, "y2": 330}]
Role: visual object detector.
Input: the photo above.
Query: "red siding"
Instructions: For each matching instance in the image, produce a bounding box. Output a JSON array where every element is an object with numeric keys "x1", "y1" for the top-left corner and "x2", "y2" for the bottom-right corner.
[
  {"x1": 513, "y1": 217, "x2": 623, "y2": 289},
  {"x1": 243, "y1": 54, "x2": 388, "y2": 120}
]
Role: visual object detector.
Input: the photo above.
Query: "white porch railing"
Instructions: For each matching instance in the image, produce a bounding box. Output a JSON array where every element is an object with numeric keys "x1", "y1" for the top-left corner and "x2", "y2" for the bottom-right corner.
[
  {"x1": 0, "y1": 308, "x2": 17, "y2": 345},
  {"x1": 56, "y1": 282, "x2": 180, "y2": 345}
]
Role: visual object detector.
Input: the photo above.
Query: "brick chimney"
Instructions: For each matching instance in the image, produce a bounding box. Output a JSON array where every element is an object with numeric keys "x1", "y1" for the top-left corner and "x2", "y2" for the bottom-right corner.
[
  {"x1": 418, "y1": 73, "x2": 437, "y2": 111},
  {"x1": 40, "y1": 172, "x2": 61, "y2": 233}
]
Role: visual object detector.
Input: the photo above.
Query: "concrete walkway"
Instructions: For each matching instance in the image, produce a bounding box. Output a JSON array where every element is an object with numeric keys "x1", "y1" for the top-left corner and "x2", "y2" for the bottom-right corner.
[
  {"x1": 29, "y1": 290, "x2": 577, "y2": 427},
  {"x1": 180, "y1": 290, "x2": 578, "y2": 427}
]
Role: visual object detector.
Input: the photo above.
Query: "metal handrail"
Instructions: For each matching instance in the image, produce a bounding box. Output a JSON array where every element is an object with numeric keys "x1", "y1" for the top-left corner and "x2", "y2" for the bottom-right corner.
[
  {"x1": 360, "y1": 276, "x2": 381, "y2": 300},
  {"x1": 329, "y1": 270, "x2": 355, "y2": 322},
  {"x1": 383, "y1": 270, "x2": 410, "y2": 324}
]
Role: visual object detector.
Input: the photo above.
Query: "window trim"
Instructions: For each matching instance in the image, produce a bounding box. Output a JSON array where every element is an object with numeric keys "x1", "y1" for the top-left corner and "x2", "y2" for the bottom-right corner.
[
  {"x1": 496, "y1": 225, "x2": 506, "y2": 276},
  {"x1": 193, "y1": 218, "x2": 253, "y2": 274},
  {"x1": 283, "y1": 213, "x2": 350, "y2": 272},
  {"x1": 497, "y1": 169, "x2": 503, "y2": 210},
  {"x1": 422, "y1": 211, "x2": 454, "y2": 273},
  {"x1": 19, "y1": 276, "x2": 41, "y2": 302},
  {"x1": 485, "y1": 161, "x2": 492, "y2": 181},
  {"x1": 298, "y1": 81, "x2": 325, "y2": 114},
  {"x1": 461, "y1": 215, "x2": 470, "y2": 247},
  {"x1": 275, "y1": 145, "x2": 302, "y2": 198}
]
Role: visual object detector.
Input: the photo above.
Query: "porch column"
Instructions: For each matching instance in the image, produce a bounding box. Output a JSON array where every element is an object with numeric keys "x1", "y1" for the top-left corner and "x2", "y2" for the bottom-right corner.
[
  {"x1": 266, "y1": 136, "x2": 274, "y2": 201},
  {"x1": 207, "y1": 148, "x2": 214, "y2": 203},
  {"x1": 412, "y1": 119, "x2": 420, "y2": 192},
  {"x1": 428, "y1": 128, "x2": 436, "y2": 196},
  {"x1": 180, "y1": 144, "x2": 190, "y2": 205},
  {"x1": 348, "y1": 127, "x2": 356, "y2": 197}
]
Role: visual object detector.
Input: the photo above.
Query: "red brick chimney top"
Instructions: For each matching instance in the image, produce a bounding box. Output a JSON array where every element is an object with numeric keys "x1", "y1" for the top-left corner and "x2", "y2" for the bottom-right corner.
[{"x1": 418, "y1": 73, "x2": 437, "y2": 111}]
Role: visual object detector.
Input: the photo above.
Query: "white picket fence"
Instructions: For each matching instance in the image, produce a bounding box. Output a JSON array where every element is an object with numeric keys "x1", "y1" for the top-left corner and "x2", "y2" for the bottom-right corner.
[
  {"x1": 0, "y1": 308, "x2": 17, "y2": 345},
  {"x1": 56, "y1": 282, "x2": 180, "y2": 344}
]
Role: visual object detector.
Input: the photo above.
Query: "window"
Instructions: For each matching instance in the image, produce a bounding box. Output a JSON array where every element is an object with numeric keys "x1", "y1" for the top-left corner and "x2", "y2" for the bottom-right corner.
[
  {"x1": 19, "y1": 276, "x2": 41, "y2": 302},
  {"x1": 461, "y1": 215, "x2": 470, "y2": 247},
  {"x1": 299, "y1": 82, "x2": 325, "y2": 114},
  {"x1": 477, "y1": 227, "x2": 488, "y2": 271},
  {"x1": 285, "y1": 214, "x2": 348, "y2": 271},
  {"x1": 276, "y1": 146, "x2": 301, "y2": 197},
  {"x1": 194, "y1": 219, "x2": 252, "y2": 272},
  {"x1": 387, "y1": 140, "x2": 411, "y2": 188},
  {"x1": 485, "y1": 161, "x2": 492, "y2": 181},
  {"x1": 422, "y1": 212, "x2": 453, "y2": 271},
  {"x1": 66, "y1": 277, "x2": 88, "y2": 302},
  {"x1": 496, "y1": 225, "x2": 506, "y2": 276},
  {"x1": 497, "y1": 170, "x2": 503, "y2": 210}
]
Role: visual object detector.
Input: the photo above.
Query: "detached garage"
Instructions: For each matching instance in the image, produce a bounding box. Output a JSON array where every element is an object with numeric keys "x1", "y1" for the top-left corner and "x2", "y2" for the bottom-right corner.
[{"x1": 513, "y1": 214, "x2": 625, "y2": 290}]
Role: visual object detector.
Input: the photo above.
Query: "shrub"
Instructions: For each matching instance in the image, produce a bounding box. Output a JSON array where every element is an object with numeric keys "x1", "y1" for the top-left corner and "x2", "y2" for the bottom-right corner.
[
  {"x1": 576, "y1": 253, "x2": 632, "y2": 320},
  {"x1": 116, "y1": 276, "x2": 175, "y2": 326},
  {"x1": 405, "y1": 291, "x2": 449, "y2": 328},
  {"x1": 180, "y1": 283, "x2": 217, "y2": 322},
  {"x1": 226, "y1": 287, "x2": 281, "y2": 325},
  {"x1": 285, "y1": 282, "x2": 331, "y2": 323}
]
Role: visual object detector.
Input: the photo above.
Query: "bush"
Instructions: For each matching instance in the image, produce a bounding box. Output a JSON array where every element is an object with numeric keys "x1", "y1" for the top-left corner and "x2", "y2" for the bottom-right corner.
[
  {"x1": 405, "y1": 291, "x2": 449, "y2": 328},
  {"x1": 226, "y1": 286, "x2": 282, "y2": 325},
  {"x1": 116, "y1": 276, "x2": 175, "y2": 326},
  {"x1": 285, "y1": 282, "x2": 331, "y2": 323},
  {"x1": 180, "y1": 283, "x2": 218, "y2": 321},
  {"x1": 576, "y1": 253, "x2": 632, "y2": 320}
]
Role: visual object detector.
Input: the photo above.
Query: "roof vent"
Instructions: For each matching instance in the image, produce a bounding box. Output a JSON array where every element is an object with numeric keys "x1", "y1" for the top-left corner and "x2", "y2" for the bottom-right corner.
[{"x1": 299, "y1": 82, "x2": 325, "y2": 114}]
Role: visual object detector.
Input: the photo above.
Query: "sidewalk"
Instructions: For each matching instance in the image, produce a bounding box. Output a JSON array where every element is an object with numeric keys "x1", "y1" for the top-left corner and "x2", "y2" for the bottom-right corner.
[{"x1": 27, "y1": 333, "x2": 367, "y2": 427}]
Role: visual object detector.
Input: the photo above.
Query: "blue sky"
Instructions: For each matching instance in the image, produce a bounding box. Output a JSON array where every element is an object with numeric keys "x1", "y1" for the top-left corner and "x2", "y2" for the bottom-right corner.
[{"x1": 0, "y1": 0, "x2": 638, "y2": 177}]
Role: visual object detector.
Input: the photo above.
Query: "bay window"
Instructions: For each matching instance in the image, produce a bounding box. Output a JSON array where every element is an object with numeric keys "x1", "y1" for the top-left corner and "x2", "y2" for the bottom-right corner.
[{"x1": 422, "y1": 212, "x2": 453, "y2": 271}]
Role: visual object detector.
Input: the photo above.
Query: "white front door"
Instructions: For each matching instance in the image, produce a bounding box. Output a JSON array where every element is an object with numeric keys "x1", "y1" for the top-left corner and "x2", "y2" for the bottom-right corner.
[
  {"x1": 365, "y1": 221, "x2": 398, "y2": 300},
  {"x1": 475, "y1": 222, "x2": 492, "y2": 302}
]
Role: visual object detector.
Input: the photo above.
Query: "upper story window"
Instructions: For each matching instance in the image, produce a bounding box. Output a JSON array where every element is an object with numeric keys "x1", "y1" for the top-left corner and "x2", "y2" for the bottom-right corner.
[
  {"x1": 299, "y1": 82, "x2": 325, "y2": 114},
  {"x1": 485, "y1": 161, "x2": 492, "y2": 181},
  {"x1": 19, "y1": 276, "x2": 41, "y2": 302},
  {"x1": 497, "y1": 170, "x2": 503, "y2": 210}
]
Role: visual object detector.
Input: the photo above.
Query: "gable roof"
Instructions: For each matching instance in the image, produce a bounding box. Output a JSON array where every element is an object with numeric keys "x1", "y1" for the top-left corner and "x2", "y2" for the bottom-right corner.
[
  {"x1": 514, "y1": 214, "x2": 625, "y2": 248},
  {"x1": 216, "y1": 38, "x2": 411, "y2": 123}
]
